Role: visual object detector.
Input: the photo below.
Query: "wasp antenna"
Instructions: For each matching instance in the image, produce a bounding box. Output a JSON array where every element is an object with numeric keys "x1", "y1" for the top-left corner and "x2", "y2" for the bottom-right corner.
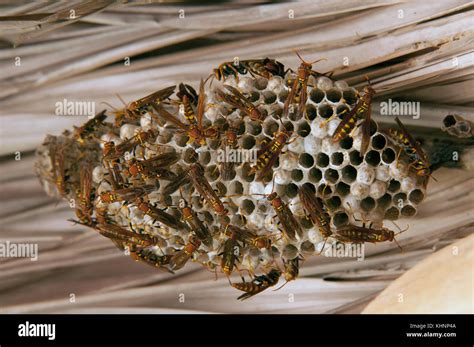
[
  {"x1": 310, "y1": 57, "x2": 327, "y2": 65},
  {"x1": 391, "y1": 220, "x2": 401, "y2": 232},
  {"x1": 294, "y1": 50, "x2": 306, "y2": 64},
  {"x1": 100, "y1": 101, "x2": 119, "y2": 111},
  {"x1": 204, "y1": 73, "x2": 214, "y2": 85},
  {"x1": 273, "y1": 280, "x2": 289, "y2": 291},
  {"x1": 115, "y1": 93, "x2": 129, "y2": 108},
  {"x1": 394, "y1": 224, "x2": 410, "y2": 236}
]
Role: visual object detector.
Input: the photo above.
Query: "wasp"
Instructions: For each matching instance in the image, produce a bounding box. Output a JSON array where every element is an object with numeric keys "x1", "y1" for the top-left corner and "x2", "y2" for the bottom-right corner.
[
  {"x1": 70, "y1": 219, "x2": 158, "y2": 248},
  {"x1": 135, "y1": 197, "x2": 187, "y2": 230},
  {"x1": 330, "y1": 79, "x2": 376, "y2": 155},
  {"x1": 246, "y1": 58, "x2": 286, "y2": 79},
  {"x1": 220, "y1": 223, "x2": 271, "y2": 249},
  {"x1": 112, "y1": 86, "x2": 175, "y2": 126},
  {"x1": 73, "y1": 110, "x2": 108, "y2": 145},
  {"x1": 123, "y1": 152, "x2": 180, "y2": 179},
  {"x1": 250, "y1": 126, "x2": 293, "y2": 181},
  {"x1": 75, "y1": 161, "x2": 94, "y2": 224},
  {"x1": 129, "y1": 247, "x2": 174, "y2": 273},
  {"x1": 95, "y1": 207, "x2": 111, "y2": 226},
  {"x1": 102, "y1": 160, "x2": 126, "y2": 191},
  {"x1": 213, "y1": 58, "x2": 286, "y2": 82},
  {"x1": 129, "y1": 86, "x2": 175, "y2": 113},
  {"x1": 175, "y1": 83, "x2": 199, "y2": 125},
  {"x1": 267, "y1": 191, "x2": 303, "y2": 241},
  {"x1": 96, "y1": 222, "x2": 159, "y2": 248},
  {"x1": 176, "y1": 83, "x2": 198, "y2": 105},
  {"x1": 219, "y1": 231, "x2": 240, "y2": 276},
  {"x1": 273, "y1": 256, "x2": 303, "y2": 290},
  {"x1": 232, "y1": 268, "x2": 281, "y2": 301},
  {"x1": 178, "y1": 194, "x2": 213, "y2": 247},
  {"x1": 334, "y1": 223, "x2": 407, "y2": 249},
  {"x1": 99, "y1": 184, "x2": 156, "y2": 204},
  {"x1": 152, "y1": 79, "x2": 218, "y2": 147},
  {"x1": 215, "y1": 127, "x2": 240, "y2": 181},
  {"x1": 388, "y1": 117, "x2": 433, "y2": 180},
  {"x1": 162, "y1": 168, "x2": 191, "y2": 195},
  {"x1": 50, "y1": 144, "x2": 68, "y2": 197},
  {"x1": 51, "y1": 147, "x2": 67, "y2": 196},
  {"x1": 188, "y1": 164, "x2": 228, "y2": 216},
  {"x1": 298, "y1": 184, "x2": 332, "y2": 239},
  {"x1": 154, "y1": 169, "x2": 179, "y2": 181},
  {"x1": 282, "y1": 257, "x2": 301, "y2": 282},
  {"x1": 216, "y1": 85, "x2": 265, "y2": 122},
  {"x1": 103, "y1": 129, "x2": 158, "y2": 162},
  {"x1": 284, "y1": 52, "x2": 326, "y2": 119},
  {"x1": 169, "y1": 235, "x2": 201, "y2": 271}
]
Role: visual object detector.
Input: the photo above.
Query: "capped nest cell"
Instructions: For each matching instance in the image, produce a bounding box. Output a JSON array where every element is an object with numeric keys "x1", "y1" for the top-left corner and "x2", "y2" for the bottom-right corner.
[{"x1": 35, "y1": 58, "x2": 430, "y2": 298}]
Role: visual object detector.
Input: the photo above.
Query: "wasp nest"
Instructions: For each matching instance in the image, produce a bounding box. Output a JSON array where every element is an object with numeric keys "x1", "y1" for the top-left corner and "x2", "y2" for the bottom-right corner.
[
  {"x1": 442, "y1": 114, "x2": 473, "y2": 139},
  {"x1": 35, "y1": 62, "x2": 429, "y2": 293}
]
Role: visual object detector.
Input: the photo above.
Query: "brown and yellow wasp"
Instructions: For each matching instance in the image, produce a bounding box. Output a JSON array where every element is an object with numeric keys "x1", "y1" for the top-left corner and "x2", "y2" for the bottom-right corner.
[
  {"x1": 75, "y1": 160, "x2": 94, "y2": 224},
  {"x1": 188, "y1": 163, "x2": 228, "y2": 216},
  {"x1": 153, "y1": 79, "x2": 218, "y2": 147},
  {"x1": 250, "y1": 126, "x2": 294, "y2": 181},
  {"x1": 330, "y1": 79, "x2": 376, "y2": 155},
  {"x1": 48, "y1": 138, "x2": 70, "y2": 198},
  {"x1": 69, "y1": 219, "x2": 158, "y2": 249},
  {"x1": 99, "y1": 184, "x2": 156, "y2": 204},
  {"x1": 220, "y1": 223, "x2": 272, "y2": 249},
  {"x1": 111, "y1": 86, "x2": 175, "y2": 126},
  {"x1": 219, "y1": 231, "x2": 240, "y2": 277},
  {"x1": 134, "y1": 197, "x2": 187, "y2": 230},
  {"x1": 213, "y1": 57, "x2": 286, "y2": 82},
  {"x1": 72, "y1": 110, "x2": 108, "y2": 145},
  {"x1": 102, "y1": 129, "x2": 158, "y2": 162},
  {"x1": 175, "y1": 83, "x2": 199, "y2": 125},
  {"x1": 388, "y1": 117, "x2": 433, "y2": 180},
  {"x1": 267, "y1": 191, "x2": 303, "y2": 242},
  {"x1": 169, "y1": 235, "x2": 202, "y2": 271},
  {"x1": 216, "y1": 85, "x2": 265, "y2": 123},
  {"x1": 122, "y1": 152, "x2": 179, "y2": 179},
  {"x1": 162, "y1": 167, "x2": 191, "y2": 195},
  {"x1": 298, "y1": 184, "x2": 332, "y2": 239},
  {"x1": 232, "y1": 268, "x2": 281, "y2": 300},
  {"x1": 274, "y1": 256, "x2": 303, "y2": 290},
  {"x1": 129, "y1": 246, "x2": 174, "y2": 274},
  {"x1": 284, "y1": 52, "x2": 327, "y2": 119},
  {"x1": 216, "y1": 126, "x2": 240, "y2": 181},
  {"x1": 178, "y1": 191, "x2": 213, "y2": 248},
  {"x1": 334, "y1": 222, "x2": 407, "y2": 250}
]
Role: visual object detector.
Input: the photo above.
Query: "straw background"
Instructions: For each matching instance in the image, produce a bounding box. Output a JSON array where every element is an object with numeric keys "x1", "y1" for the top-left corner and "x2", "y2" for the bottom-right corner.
[{"x1": 0, "y1": 1, "x2": 473, "y2": 313}]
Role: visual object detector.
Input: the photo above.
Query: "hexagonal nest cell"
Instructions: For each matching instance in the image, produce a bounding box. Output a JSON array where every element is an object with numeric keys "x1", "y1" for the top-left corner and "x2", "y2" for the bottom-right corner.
[{"x1": 34, "y1": 60, "x2": 430, "y2": 293}]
